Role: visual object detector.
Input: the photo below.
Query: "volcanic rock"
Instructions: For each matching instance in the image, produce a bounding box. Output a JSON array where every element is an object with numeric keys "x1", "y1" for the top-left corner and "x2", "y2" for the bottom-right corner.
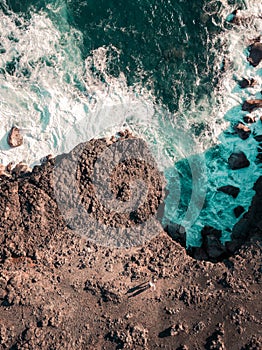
[
  {"x1": 0, "y1": 133, "x2": 261, "y2": 350},
  {"x1": 234, "y1": 123, "x2": 251, "y2": 140},
  {"x1": 242, "y1": 99, "x2": 262, "y2": 112},
  {"x1": 228, "y1": 151, "x2": 250, "y2": 170},
  {"x1": 247, "y1": 42, "x2": 262, "y2": 67},
  {"x1": 7, "y1": 126, "x2": 23, "y2": 148},
  {"x1": 217, "y1": 185, "x2": 240, "y2": 198}
]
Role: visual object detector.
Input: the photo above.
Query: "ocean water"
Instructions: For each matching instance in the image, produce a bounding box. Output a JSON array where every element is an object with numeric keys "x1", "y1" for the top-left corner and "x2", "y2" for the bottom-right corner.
[{"x1": 0, "y1": 0, "x2": 261, "y2": 246}]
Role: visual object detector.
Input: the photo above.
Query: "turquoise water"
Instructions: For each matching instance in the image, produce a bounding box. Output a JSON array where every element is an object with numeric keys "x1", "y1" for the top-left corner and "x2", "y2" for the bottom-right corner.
[{"x1": 0, "y1": 0, "x2": 261, "y2": 246}]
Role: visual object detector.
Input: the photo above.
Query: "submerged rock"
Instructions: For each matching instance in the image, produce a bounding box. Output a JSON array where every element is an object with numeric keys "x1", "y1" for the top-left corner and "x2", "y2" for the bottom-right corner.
[
  {"x1": 234, "y1": 206, "x2": 245, "y2": 218},
  {"x1": 234, "y1": 123, "x2": 251, "y2": 140},
  {"x1": 7, "y1": 126, "x2": 23, "y2": 148},
  {"x1": 242, "y1": 99, "x2": 262, "y2": 113},
  {"x1": 247, "y1": 42, "x2": 262, "y2": 67},
  {"x1": 228, "y1": 151, "x2": 250, "y2": 170},
  {"x1": 217, "y1": 185, "x2": 240, "y2": 198}
]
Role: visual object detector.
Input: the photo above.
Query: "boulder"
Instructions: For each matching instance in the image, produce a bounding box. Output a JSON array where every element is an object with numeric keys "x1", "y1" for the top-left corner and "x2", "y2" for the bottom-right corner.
[
  {"x1": 247, "y1": 42, "x2": 262, "y2": 67},
  {"x1": 238, "y1": 78, "x2": 257, "y2": 89},
  {"x1": 7, "y1": 127, "x2": 23, "y2": 148},
  {"x1": 228, "y1": 151, "x2": 250, "y2": 170},
  {"x1": 217, "y1": 185, "x2": 240, "y2": 198},
  {"x1": 242, "y1": 99, "x2": 262, "y2": 112},
  {"x1": 234, "y1": 123, "x2": 251, "y2": 140}
]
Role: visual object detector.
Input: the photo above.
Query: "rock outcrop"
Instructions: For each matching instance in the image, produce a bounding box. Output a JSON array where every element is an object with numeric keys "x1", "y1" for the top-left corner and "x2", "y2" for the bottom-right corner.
[
  {"x1": 228, "y1": 151, "x2": 250, "y2": 170},
  {"x1": 0, "y1": 134, "x2": 261, "y2": 350}
]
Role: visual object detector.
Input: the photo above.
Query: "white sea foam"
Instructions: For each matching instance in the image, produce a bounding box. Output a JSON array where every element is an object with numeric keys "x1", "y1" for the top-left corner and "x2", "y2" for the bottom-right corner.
[{"x1": 0, "y1": 4, "x2": 162, "y2": 167}]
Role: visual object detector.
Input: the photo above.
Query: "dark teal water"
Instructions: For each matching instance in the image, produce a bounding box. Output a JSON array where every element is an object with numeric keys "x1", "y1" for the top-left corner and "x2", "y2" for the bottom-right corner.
[{"x1": 2, "y1": 0, "x2": 243, "y2": 112}]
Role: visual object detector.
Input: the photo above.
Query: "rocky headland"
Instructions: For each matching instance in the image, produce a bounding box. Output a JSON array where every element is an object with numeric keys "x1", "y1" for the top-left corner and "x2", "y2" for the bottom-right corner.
[{"x1": 0, "y1": 129, "x2": 261, "y2": 350}]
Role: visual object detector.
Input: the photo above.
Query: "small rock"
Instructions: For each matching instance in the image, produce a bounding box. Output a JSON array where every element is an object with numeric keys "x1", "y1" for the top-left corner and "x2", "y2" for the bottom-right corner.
[
  {"x1": 234, "y1": 206, "x2": 245, "y2": 218},
  {"x1": 217, "y1": 185, "x2": 240, "y2": 198},
  {"x1": 228, "y1": 151, "x2": 250, "y2": 170},
  {"x1": 243, "y1": 115, "x2": 256, "y2": 123},
  {"x1": 238, "y1": 78, "x2": 257, "y2": 89},
  {"x1": 7, "y1": 126, "x2": 23, "y2": 148},
  {"x1": 234, "y1": 123, "x2": 251, "y2": 140},
  {"x1": 254, "y1": 134, "x2": 262, "y2": 142}
]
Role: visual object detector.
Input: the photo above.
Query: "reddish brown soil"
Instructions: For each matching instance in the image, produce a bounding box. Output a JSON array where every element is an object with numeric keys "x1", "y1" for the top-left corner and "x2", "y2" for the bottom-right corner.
[{"x1": 0, "y1": 134, "x2": 261, "y2": 350}]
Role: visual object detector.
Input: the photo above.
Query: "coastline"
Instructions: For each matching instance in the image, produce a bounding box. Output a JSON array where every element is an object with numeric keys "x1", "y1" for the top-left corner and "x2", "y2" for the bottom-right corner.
[{"x1": 0, "y1": 132, "x2": 261, "y2": 349}]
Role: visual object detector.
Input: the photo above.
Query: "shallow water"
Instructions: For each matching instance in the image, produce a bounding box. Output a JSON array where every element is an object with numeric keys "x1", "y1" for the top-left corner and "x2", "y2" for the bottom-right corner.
[{"x1": 0, "y1": 0, "x2": 261, "y2": 246}]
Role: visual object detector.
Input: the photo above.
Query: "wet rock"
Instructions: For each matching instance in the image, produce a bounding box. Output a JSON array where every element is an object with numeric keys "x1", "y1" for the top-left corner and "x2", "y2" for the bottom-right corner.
[
  {"x1": 238, "y1": 77, "x2": 257, "y2": 89},
  {"x1": 217, "y1": 185, "x2": 240, "y2": 198},
  {"x1": 234, "y1": 123, "x2": 251, "y2": 140},
  {"x1": 247, "y1": 42, "x2": 262, "y2": 67},
  {"x1": 164, "y1": 222, "x2": 186, "y2": 247},
  {"x1": 243, "y1": 115, "x2": 256, "y2": 123},
  {"x1": 200, "y1": 226, "x2": 227, "y2": 261},
  {"x1": 7, "y1": 126, "x2": 23, "y2": 148},
  {"x1": 228, "y1": 151, "x2": 250, "y2": 170},
  {"x1": 234, "y1": 206, "x2": 245, "y2": 218},
  {"x1": 242, "y1": 99, "x2": 262, "y2": 113}
]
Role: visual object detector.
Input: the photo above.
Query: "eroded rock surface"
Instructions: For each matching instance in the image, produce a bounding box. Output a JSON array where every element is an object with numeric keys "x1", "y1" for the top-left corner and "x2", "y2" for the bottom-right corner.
[{"x1": 0, "y1": 134, "x2": 261, "y2": 350}]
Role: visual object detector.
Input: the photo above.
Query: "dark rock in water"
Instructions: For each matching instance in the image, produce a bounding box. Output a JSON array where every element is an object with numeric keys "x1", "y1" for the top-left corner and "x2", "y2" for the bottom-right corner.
[
  {"x1": 243, "y1": 115, "x2": 256, "y2": 123},
  {"x1": 200, "y1": 226, "x2": 227, "y2": 261},
  {"x1": 164, "y1": 222, "x2": 186, "y2": 247},
  {"x1": 7, "y1": 126, "x2": 23, "y2": 148},
  {"x1": 247, "y1": 42, "x2": 262, "y2": 67},
  {"x1": 238, "y1": 78, "x2": 257, "y2": 89},
  {"x1": 217, "y1": 185, "x2": 240, "y2": 198},
  {"x1": 234, "y1": 123, "x2": 251, "y2": 140},
  {"x1": 242, "y1": 99, "x2": 262, "y2": 112},
  {"x1": 234, "y1": 206, "x2": 245, "y2": 218},
  {"x1": 254, "y1": 134, "x2": 262, "y2": 142},
  {"x1": 228, "y1": 151, "x2": 250, "y2": 170}
]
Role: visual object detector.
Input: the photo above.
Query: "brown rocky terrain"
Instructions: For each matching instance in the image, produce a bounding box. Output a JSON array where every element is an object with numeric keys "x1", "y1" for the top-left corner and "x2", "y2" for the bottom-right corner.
[{"x1": 0, "y1": 132, "x2": 261, "y2": 350}]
